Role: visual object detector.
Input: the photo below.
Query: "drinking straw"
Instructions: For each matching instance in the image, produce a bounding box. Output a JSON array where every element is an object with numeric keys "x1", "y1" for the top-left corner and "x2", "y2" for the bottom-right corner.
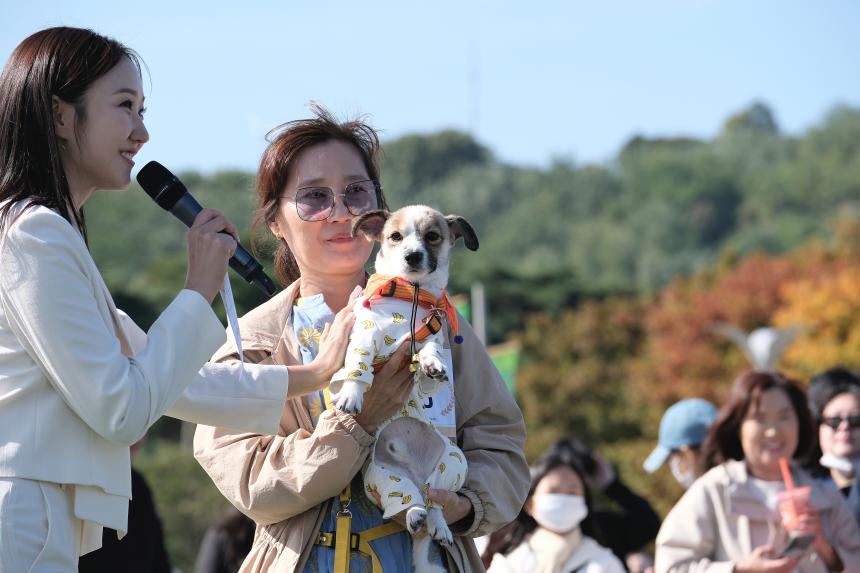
[
  {"x1": 779, "y1": 457, "x2": 799, "y2": 520},
  {"x1": 779, "y1": 457, "x2": 795, "y2": 490}
]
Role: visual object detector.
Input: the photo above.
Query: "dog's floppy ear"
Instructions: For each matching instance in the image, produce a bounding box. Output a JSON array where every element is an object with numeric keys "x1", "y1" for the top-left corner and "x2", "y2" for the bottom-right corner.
[
  {"x1": 446, "y1": 215, "x2": 479, "y2": 251},
  {"x1": 352, "y1": 209, "x2": 390, "y2": 241}
]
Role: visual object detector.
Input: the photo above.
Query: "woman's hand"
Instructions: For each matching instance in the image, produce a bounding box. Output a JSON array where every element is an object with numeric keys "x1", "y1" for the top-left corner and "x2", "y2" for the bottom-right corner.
[
  {"x1": 389, "y1": 490, "x2": 473, "y2": 533},
  {"x1": 285, "y1": 299, "x2": 358, "y2": 397},
  {"x1": 309, "y1": 302, "x2": 358, "y2": 382},
  {"x1": 798, "y1": 509, "x2": 844, "y2": 571},
  {"x1": 426, "y1": 489, "x2": 473, "y2": 525},
  {"x1": 353, "y1": 343, "x2": 413, "y2": 434},
  {"x1": 184, "y1": 209, "x2": 238, "y2": 303},
  {"x1": 734, "y1": 544, "x2": 801, "y2": 573}
]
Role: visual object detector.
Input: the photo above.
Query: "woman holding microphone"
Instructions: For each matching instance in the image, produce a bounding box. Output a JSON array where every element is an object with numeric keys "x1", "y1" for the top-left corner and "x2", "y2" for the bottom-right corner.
[{"x1": 0, "y1": 27, "x2": 353, "y2": 570}]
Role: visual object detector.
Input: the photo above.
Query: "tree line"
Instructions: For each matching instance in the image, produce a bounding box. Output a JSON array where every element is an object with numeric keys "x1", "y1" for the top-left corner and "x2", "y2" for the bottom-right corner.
[{"x1": 87, "y1": 101, "x2": 860, "y2": 568}]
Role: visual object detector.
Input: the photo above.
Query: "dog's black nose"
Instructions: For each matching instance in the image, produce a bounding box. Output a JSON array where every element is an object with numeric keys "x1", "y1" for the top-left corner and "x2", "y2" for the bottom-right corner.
[{"x1": 405, "y1": 251, "x2": 423, "y2": 266}]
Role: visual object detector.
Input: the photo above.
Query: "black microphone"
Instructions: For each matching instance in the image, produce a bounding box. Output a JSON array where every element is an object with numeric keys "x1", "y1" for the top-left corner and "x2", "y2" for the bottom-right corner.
[{"x1": 136, "y1": 161, "x2": 277, "y2": 298}]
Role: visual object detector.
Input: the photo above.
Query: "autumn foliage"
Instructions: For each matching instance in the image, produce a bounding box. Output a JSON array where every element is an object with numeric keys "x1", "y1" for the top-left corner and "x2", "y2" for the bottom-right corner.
[{"x1": 515, "y1": 219, "x2": 860, "y2": 514}]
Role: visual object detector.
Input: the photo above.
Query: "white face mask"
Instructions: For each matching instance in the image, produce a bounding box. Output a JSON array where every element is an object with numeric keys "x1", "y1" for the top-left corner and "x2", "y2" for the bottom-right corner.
[
  {"x1": 820, "y1": 453, "x2": 860, "y2": 476},
  {"x1": 670, "y1": 456, "x2": 695, "y2": 489},
  {"x1": 530, "y1": 493, "x2": 588, "y2": 533}
]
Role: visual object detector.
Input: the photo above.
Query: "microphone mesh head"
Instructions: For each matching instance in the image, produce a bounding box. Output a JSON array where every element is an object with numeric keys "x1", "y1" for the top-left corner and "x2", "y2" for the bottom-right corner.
[{"x1": 136, "y1": 161, "x2": 186, "y2": 209}]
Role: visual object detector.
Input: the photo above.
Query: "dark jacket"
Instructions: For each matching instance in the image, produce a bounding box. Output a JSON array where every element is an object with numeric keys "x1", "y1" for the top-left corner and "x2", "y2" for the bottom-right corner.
[
  {"x1": 846, "y1": 477, "x2": 860, "y2": 529},
  {"x1": 78, "y1": 468, "x2": 171, "y2": 573},
  {"x1": 594, "y1": 477, "x2": 662, "y2": 564}
]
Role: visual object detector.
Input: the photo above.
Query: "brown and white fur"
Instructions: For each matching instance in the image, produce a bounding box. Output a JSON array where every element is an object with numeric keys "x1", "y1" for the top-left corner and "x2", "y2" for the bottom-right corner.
[{"x1": 330, "y1": 205, "x2": 478, "y2": 572}]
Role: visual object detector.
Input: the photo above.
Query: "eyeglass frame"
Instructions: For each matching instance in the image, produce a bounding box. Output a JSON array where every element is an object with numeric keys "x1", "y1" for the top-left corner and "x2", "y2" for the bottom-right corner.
[
  {"x1": 820, "y1": 414, "x2": 860, "y2": 430},
  {"x1": 280, "y1": 179, "x2": 383, "y2": 222}
]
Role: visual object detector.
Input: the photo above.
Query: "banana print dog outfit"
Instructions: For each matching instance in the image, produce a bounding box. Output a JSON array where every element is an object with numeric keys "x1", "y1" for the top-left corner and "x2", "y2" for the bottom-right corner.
[{"x1": 330, "y1": 275, "x2": 468, "y2": 518}]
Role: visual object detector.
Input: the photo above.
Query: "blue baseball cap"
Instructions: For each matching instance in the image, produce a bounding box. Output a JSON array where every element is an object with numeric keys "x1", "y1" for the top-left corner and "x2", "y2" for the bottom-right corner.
[{"x1": 643, "y1": 398, "x2": 718, "y2": 473}]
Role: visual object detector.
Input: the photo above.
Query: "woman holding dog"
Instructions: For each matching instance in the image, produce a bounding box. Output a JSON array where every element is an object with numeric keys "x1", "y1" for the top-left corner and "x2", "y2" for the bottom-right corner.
[{"x1": 194, "y1": 105, "x2": 529, "y2": 572}]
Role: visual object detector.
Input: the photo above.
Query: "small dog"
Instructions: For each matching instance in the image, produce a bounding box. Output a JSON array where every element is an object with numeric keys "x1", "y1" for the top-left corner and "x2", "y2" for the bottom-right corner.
[{"x1": 329, "y1": 205, "x2": 478, "y2": 572}]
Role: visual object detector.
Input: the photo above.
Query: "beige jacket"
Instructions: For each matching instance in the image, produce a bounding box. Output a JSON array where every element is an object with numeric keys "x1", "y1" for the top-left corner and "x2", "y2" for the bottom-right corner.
[
  {"x1": 655, "y1": 460, "x2": 860, "y2": 573},
  {"x1": 194, "y1": 281, "x2": 529, "y2": 572}
]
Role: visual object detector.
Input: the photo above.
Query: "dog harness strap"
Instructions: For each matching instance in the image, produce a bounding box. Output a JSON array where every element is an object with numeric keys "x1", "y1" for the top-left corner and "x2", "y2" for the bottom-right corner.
[
  {"x1": 381, "y1": 278, "x2": 398, "y2": 297},
  {"x1": 409, "y1": 280, "x2": 420, "y2": 361},
  {"x1": 358, "y1": 522, "x2": 406, "y2": 573},
  {"x1": 316, "y1": 521, "x2": 405, "y2": 573},
  {"x1": 440, "y1": 289, "x2": 459, "y2": 337},
  {"x1": 366, "y1": 276, "x2": 436, "y2": 308},
  {"x1": 334, "y1": 485, "x2": 352, "y2": 573},
  {"x1": 363, "y1": 275, "x2": 460, "y2": 339}
]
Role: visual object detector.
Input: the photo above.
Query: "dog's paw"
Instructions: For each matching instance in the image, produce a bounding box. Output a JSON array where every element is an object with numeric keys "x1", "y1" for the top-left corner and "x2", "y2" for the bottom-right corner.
[
  {"x1": 419, "y1": 355, "x2": 448, "y2": 381},
  {"x1": 425, "y1": 507, "x2": 453, "y2": 545},
  {"x1": 334, "y1": 384, "x2": 364, "y2": 414},
  {"x1": 406, "y1": 506, "x2": 427, "y2": 535}
]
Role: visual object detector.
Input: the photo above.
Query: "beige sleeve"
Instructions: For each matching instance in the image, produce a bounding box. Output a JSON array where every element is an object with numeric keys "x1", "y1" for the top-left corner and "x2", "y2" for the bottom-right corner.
[
  {"x1": 193, "y1": 349, "x2": 374, "y2": 526},
  {"x1": 450, "y1": 316, "x2": 530, "y2": 537},
  {"x1": 655, "y1": 478, "x2": 735, "y2": 573},
  {"x1": 825, "y1": 486, "x2": 860, "y2": 572}
]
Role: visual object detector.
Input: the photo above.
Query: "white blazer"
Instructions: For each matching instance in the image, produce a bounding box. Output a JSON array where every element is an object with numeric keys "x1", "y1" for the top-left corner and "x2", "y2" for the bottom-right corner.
[{"x1": 0, "y1": 203, "x2": 290, "y2": 553}]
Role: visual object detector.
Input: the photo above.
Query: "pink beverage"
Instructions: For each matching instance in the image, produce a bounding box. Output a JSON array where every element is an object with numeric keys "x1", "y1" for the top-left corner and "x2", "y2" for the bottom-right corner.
[{"x1": 777, "y1": 486, "x2": 812, "y2": 533}]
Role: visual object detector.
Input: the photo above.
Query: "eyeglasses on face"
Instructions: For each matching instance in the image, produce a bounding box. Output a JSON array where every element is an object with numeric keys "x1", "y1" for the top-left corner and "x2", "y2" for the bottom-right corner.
[
  {"x1": 821, "y1": 414, "x2": 860, "y2": 430},
  {"x1": 283, "y1": 179, "x2": 380, "y2": 222}
]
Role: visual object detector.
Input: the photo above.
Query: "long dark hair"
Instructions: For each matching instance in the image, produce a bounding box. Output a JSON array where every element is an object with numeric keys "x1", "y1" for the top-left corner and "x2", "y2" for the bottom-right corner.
[
  {"x1": 252, "y1": 103, "x2": 388, "y2": 286},
  {"x1": 806, "y1": 367, "x2": 860, "y2": 476},
  {"x1": 215, "y1": 507, "x2": 255, "y2": 571},
  {"x1": 497, "y1": 448, "x2": 605, "y2": 556},
  {"x1": 700, "y1": 370, "x2": 814, "y2": 474},
  {"x1": 0, "y1": 27, "x2": 142, "y2": 241}
]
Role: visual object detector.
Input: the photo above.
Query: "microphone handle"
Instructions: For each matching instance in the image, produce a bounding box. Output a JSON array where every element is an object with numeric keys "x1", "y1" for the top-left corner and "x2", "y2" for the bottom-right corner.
[{"x1": 170, "y1": 194, "x2": 276, "y2": 297}]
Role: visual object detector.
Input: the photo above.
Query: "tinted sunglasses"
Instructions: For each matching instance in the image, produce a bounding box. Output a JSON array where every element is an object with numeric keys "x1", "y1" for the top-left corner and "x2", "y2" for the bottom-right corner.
[
  {"x1": 821, "y1": 414, "x2": 860, "y2": 430},
  {"x1": 284, "y1": 179, "x2": 379, "y2": 222}
]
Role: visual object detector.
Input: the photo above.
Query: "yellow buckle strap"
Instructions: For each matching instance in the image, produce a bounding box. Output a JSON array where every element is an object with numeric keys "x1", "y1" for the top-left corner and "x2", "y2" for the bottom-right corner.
[
  {"x1": 357, "y1": 521, "x2": 407, "y2": 542},
  {"x1": 316, "y1": 522, "x2": 406, "y2": 548},
  {"x1": 333, "y1": 484, "x2": 352, "y2": 573},
  {"x1": 316, "y1": 492, "x2": 406, "y2": 573}
]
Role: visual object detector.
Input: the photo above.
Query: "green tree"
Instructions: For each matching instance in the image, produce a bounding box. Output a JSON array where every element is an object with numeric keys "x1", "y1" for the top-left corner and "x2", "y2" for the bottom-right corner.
[{"x1": 516, "y1": 297, "x2": 646, "y2": 458}]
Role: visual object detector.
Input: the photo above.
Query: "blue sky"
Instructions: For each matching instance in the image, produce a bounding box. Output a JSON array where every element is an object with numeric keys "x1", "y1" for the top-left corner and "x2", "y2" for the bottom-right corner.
[{"x1": 3, "y1": 1, "x2": 858, "y2": 174}]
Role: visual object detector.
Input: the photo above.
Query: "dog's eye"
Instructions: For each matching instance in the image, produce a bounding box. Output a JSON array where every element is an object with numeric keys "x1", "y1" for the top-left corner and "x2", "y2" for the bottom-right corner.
[
  {"x1": 389, "y1": 232, "x2": 403, "y2": 242},
  {"x1": 425, "y1": 231, "x2": 441, "y2": 243}
]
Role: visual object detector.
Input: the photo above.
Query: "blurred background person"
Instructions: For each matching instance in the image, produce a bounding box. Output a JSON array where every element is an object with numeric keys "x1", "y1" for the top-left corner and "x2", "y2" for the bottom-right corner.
[
  {"x1": 643, "y1": 398, "x2": 718, "y2": 490},
  {"x1": 656, "y1": 371, "x2": 860, "y2": 573},
  {"x1": 195, "y1": 507, "x2": 255, "y2": 573},
  {"x1": 487, "y1": 448, "x2": 625, "y2": 573},
  {"x1": 477, "y1": 436, "x2": 661, "y2": 569},
  {"x1": 551, "y1": 437, "x2": 661, "y2": 565},
  {"x1": 806, "y1": 366, "x2": 860, "y2": 527},
  {"x1": 78, "y1": 437, "x2": 171, "y2": 573}
]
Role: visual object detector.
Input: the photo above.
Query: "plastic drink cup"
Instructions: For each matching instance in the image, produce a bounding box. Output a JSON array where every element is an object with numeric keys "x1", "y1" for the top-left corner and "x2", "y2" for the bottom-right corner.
[{"x1": 777, "y1": 486, "x2": 812, "y2": 533}]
